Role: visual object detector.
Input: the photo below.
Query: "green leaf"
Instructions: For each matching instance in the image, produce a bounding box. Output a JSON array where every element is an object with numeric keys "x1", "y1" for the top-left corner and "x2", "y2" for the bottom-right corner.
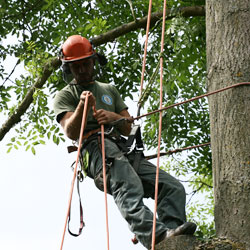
[
  {"x1": 47, "y1": 131, "x2": 51, "y2": 139},
  {"x1": 7, "y1": 147, "x2": 12, "y2": 153},
  {"x1": 39, "y1": 140, "x2": 46, "y2": 145},
  {"x1": 31, "y1": 147, "x2": 36, "y2": 155}
]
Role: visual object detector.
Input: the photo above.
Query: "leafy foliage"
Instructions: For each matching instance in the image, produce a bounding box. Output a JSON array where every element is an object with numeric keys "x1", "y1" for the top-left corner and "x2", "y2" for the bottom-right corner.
[
  {"x1": 143, "y1": 15, "x2": 211, "y2": 177},
  {"x1": 187, "y1": 193, "x2": 216, "y2": 239}
]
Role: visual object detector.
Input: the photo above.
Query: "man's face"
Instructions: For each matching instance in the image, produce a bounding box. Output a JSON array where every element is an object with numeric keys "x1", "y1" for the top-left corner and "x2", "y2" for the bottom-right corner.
[{"x1": 69, "y1": 58, "x2": 95, "y2": 85}]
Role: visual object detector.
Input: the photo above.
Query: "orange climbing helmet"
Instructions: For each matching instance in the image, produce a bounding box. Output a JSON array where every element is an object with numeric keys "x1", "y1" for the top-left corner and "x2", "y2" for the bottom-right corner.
[{"x1": 61, "y1": 35, "x2": 95, "y2": 62}]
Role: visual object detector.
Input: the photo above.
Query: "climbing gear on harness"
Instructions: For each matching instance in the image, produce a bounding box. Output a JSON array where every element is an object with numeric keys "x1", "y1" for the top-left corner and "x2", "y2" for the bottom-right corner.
[
  {"x1": 67, "y1": 174, "x2": 85, "y2": 237},
  {"x1": 131, "y1": 235, "x2": 139, "y2": 244},
  {"x1": 63, "y1": 115, "x2": 144, "y2": 247},
  {"x1": 126, "y1": 125, "x2": 144, "y2": 172}
]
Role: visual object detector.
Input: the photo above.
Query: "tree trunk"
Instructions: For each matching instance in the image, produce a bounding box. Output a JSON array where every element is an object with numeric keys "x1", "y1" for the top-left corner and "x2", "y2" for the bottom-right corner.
[{"x1": 206, "y1": 0, "x2": 250, "y2": 248}]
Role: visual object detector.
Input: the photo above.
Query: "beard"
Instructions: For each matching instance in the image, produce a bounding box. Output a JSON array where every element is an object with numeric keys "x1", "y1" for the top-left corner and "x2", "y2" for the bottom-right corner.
[{"x1": 75, "y1": 72, "x2": 94, "y2": 85}]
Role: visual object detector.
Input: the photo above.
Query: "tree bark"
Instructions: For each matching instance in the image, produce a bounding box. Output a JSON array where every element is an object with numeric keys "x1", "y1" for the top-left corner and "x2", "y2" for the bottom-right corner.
[
  {"x1": 206, "y1": 0, "x2": 250, "y2": 248},
  {"x1": 155, "y1": 235, "x2": 246, "y2": 250}
]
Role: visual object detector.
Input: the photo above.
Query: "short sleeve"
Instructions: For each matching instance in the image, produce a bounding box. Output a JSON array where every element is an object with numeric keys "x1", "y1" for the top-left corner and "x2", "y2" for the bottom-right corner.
[
  {"x1": 110, "y1": 85, "x2": 128, "y2": 113},
  {"x1": 53, "y1": 89, "x2": 78, "y2": 123}
]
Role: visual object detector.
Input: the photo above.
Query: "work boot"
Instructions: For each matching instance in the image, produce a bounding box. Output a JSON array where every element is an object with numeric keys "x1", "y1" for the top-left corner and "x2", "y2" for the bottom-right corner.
[
  {"x1": 153, "y1": 222, "x2": 196, "y2": 249},
  {"x1": 166, "y1": 222, "x2": 197, "y2": 238}
]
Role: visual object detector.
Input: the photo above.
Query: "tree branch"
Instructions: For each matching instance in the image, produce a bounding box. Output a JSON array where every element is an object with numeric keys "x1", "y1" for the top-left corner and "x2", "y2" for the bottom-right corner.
[
  {"x1": 91, "y1": 6, "x2": 205, "y2": 46},
  {"x1": 0, "y1": 59, "x2": 21, "y2": 88},
  {"x1": 0, "y1": 58, "x2": 61, "y2": 141},
  {"x1": 0, "y1": 5, "x2": 205, "y2": 142}
]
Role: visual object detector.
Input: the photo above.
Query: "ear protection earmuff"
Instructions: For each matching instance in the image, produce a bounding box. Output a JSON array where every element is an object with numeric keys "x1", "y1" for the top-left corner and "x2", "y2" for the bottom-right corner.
[
  {"x1": 58, "y1": 48, "x2": 74, "y2": 83},
  {"x1": 89, "y1": 38, "x2": 108, "y2": 66},
  {"x1": 96, "y1": 53, "x2": 108, "y2": 66}
]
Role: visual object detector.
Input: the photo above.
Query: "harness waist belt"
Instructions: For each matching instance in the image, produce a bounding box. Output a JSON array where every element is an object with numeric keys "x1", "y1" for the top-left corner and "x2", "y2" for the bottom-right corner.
[{"x1": 83, "y1": 128, "x2": 101, "y2": 140}]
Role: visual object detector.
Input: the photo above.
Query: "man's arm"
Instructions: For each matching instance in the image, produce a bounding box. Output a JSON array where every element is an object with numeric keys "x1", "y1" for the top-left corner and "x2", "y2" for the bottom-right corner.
[
  {"x1": 59, "y1": 91, "x2": 132, "y2": 140},
  {"x1": 60, "y1": 91, "x2": 96, "y2": 141}
]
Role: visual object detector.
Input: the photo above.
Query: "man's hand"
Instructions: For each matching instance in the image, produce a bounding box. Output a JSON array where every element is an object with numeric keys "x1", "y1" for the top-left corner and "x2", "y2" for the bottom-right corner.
[
  {"x1": 93, "y1": 108, "x2": 132, "y2": 136},
  {"x1": 80, "y1": 91, "x2": 96, "y2": 108},
  {"x1": 93, "y1": 109, "x2": 116, "y2": 125},
  {"x1": 59, "y1": 91, "x2": 96, "y2": 140}
]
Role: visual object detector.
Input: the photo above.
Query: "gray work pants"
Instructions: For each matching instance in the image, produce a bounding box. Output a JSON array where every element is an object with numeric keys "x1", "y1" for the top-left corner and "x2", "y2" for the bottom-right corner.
[{"x1": 85, "y1": 137, "x2": 186, "y2": 249}]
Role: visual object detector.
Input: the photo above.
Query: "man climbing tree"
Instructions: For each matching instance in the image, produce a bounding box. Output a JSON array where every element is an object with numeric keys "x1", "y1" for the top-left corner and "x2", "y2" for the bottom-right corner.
[{"x1": 53, "y1": 34, "x2": 197, "y2": 249}]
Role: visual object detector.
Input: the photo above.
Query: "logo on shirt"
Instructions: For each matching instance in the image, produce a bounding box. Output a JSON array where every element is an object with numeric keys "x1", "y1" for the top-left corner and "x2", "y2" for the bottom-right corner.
[{"x1": 102, "y1": 95, "x2": 113, "y2": 105}]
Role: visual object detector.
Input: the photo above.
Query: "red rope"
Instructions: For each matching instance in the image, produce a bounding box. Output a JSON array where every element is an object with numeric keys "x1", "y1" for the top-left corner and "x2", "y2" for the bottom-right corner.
[
  {"x1": 60, "y1": 94, "x2": 90, "y2": 250},
  {"x1": 101, "y1": 124, "x2": 110, "y2": 250},
  {"x1": 151, "y1": 0, "x2": 167, "y2": 249},
  {"x1": 135, "y1": 82, "x2": 250, "y2": 121},
  {"x1": 139, "y1": 0, "x2": 153, "y2": 102}
]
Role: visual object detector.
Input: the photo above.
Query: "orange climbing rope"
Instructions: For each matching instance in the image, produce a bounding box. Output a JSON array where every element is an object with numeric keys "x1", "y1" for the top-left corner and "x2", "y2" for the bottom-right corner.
[
  {"x1": 151, "y1": 0, "x2": 167, "y2": 249},
  {"x1": 60, "y1": 94, "x2": 90, "y2": 250},
  {"x1": 138, "y1": 0, "x2": 153, "y2": 116},
  {"x1": 101, "y1": 124, "x2": 110, "y2": 250},
  {"x1": 135, "y1": 82, "x2": 250, "y2": 121},
  {"x1": 91, "y1": 107, "x2": 110, "y2": 250}
]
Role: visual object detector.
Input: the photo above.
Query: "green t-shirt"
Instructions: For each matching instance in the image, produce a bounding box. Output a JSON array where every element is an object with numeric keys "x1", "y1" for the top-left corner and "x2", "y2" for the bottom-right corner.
[{"x1": 53, "y1": 81, "x2": 128, "y2": 132}]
